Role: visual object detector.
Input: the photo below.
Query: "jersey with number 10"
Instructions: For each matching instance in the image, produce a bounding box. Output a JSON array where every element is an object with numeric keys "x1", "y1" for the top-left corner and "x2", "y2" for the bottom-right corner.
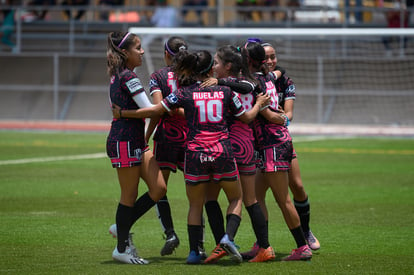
[{"x1": 162, "y1": 83, "x2": 245, "y2": 155}]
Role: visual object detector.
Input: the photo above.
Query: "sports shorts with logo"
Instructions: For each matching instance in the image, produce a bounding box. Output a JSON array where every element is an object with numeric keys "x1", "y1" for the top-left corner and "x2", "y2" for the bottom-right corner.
[
  {"x1": 257, "y1": 139, "x2": 293, "y2": 172},
  {"x1": 184, "y1": 150, "x2": 239, "y2": 185},
  {"x1": 107, "y1": 140, "x2": 149, "y2": 168}
]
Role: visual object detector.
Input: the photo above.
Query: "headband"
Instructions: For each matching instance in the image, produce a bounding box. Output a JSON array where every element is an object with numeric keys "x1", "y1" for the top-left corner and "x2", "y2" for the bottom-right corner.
[
  {"x1": 164, "y1": 41, "x2": 176, "y2": 56},
  {"x1": 165, "y1": 42, "x2": 187, "y2": 56},
  {"x1": 118, "y1": 32, "x2": 131, "y2": 48},
  {"x1": 261, "y1": 42, "x2": 273, "y2": 47},
  {"x1": 247, "y1": 37, "x2": 263, "y2": 43},
  {"x1": 199, "y1": 56, "x2": 214, "y2": 74}
]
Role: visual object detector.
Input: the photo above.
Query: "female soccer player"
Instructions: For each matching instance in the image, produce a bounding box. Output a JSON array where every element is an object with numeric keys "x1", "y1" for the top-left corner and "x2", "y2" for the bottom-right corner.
[
  {"x1": 105, "y1": 31, "x2": 167, "y2": 264},
  {"x1": 112, "y1": 49, "x2": 269, "y2": 264},
  {"x1": 201, "y1": 45, "x2": 275, "y2": 264},
  {"x1": 243, "y1": 41, "x2": 312, "y2": 261},
  {"x1": 259, "y1": 42, "x2": 320, "y2": 251},
  {"x1": 145, "y1": 36, "x2": 189, "y2": 257}
]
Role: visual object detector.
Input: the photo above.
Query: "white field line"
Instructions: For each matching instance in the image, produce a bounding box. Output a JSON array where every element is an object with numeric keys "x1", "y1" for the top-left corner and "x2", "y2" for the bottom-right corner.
[
  {"x1": 0, "y1": 153, "x2": 107, "y2": 165},
  {"x1": 292, "y1": 136, "x2": 353, "y2": 143},
  {"x1": 0, "y1": 136, "x2": 347, "y2": 166}
]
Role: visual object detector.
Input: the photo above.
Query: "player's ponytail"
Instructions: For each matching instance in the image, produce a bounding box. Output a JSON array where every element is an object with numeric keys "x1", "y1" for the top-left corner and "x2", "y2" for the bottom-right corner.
[
  {"x1": 195, "y1": 50, "x2": 213, "y2": 76},
  {"x1": 165, "y1": 36, "x2": 188, "y2": 56},
  {"x1": 173, "y1": 50, "x2": 198, "y2": 86}
]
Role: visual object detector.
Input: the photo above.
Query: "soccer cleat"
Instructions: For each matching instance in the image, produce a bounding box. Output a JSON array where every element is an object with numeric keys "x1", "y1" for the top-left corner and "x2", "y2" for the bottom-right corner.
[
  {"x1": 305, "y1": 230, "x2": 320, "y2": 250},
  {"x1": 241, "y1": 242, "x2": 260, "y2": 260},
  {"x1": 219, "y1": 234, "x2": 242, "y2": 263},
  {"x1": 112, "y1": 246, "x2": 149, "y2": 265},
  {"x1": 109, "y1": 224, "x2": 117, "y2": 238},
  {"x1": 160, "y1": 233, "x2": 180, "y2": 256},
  {"x1": 248, "y1": 246, "x2": 275, "y2": 263},
  {"x1": 282, "y1": 244, "x2": 312, "y2": 261},
  {"x1": 186, "y1": 250, "x2": 202, "y2": 264},
  {"x1": 199, "y1": 246, "x2": 208, "y2": 261},
  {"x1": 204, "y1": 244, "x2": 227, "y2": 264}
]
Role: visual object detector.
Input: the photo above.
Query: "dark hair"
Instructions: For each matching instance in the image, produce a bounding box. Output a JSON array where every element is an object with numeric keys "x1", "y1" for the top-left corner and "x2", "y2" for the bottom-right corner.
[
  {"x1": 173, "y1": 50, "x2": 213, "y2": 86},
  {"x1": 216, "y1": 45, "x2": 256, "y2": 84},
  {"x1": 242, "y1": 41, "x2": 269, "y2": 75},
  {"x1": 164, "y1": 36, "x2": 188, "y2": 56},
  {"x1": 195, "y1": 50, "x2": 214, "y2": 75},
  {"x1": 106, "y1": 31, "x2": 138, "y2": 76}
]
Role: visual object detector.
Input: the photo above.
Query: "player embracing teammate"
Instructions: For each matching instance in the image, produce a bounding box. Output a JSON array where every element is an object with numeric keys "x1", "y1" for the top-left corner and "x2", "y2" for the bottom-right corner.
[{"x1": 107, "y1": 32, "x2": 319, "y2": 264}]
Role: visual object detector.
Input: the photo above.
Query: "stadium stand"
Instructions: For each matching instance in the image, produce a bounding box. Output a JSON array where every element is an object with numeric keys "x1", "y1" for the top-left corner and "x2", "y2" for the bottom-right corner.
[{"x1": 0, "y1": 2, "x2": 413, "y2": 128}]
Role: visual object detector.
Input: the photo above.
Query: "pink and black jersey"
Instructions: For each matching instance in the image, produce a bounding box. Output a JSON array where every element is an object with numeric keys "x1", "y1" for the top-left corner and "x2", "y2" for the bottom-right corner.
[
  {"x1": 252, "y1": 72, "x2": 291, "y2": 150},
  {"x1": 106, "y1": 68, "x2": 149, "y2": 168},
  {"x1": 223, "y1": 77, "x2": 257, "y2": 169},
  {"x1": 161, "y1": 83, "x2": 245, "y2": 155},
  {"x1": 107, "y1": 68, "x2": 146, "y2": 144},
  {"x1": 149, "y1": 66, "x2": 188, "y2": 144}
]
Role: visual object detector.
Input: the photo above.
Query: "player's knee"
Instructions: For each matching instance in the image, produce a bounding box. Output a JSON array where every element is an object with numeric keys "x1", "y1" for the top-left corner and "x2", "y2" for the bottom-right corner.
[{"x1": 148, "y1": 183, "x2": 167, "y2": 202}]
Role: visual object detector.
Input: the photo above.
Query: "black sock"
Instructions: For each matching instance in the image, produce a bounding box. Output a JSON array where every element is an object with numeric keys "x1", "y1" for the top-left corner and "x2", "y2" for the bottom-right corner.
[
  {"x1": 131, "y1": 192, "x2": 156, "y2": 225},
  {"x1": 200, "y1": 215, "x2": 205, "y2": 250},
  {"x1": 294, "y1": 197, "x2": 310, "y2": 234},
  {"x1": 116, "y1": 203, "x2": 133, "y2": 253},
  {"x1": 225, "y1": 214, "x2": 241, "y2": 241},
  {"x1": 156, "y1": 195, "x2": 175, "y2": 236},
  {"x1": 290, "y1": 226, "x2": 307, "y2": 248},
  {"x1": 205, "y1": 200, "x2": 225, "y2": 244},
  {"x1": 246, "y1": 202, "x2": 269, "y2": 249},
  {"x1": 188, "y1": 224, "x2": 203, "y2": 254}
]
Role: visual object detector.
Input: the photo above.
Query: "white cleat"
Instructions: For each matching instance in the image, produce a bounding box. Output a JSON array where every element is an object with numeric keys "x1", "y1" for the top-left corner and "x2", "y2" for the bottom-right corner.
[{"x1": 112, "y1": 246, "x2": 149, "y2": 265}]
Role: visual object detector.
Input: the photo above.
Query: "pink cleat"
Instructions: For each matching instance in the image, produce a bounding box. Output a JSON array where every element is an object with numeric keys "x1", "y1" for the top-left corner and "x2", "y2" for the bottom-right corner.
[{"x1": 282, "y1": 245, "x2": 312, "y2": 261}]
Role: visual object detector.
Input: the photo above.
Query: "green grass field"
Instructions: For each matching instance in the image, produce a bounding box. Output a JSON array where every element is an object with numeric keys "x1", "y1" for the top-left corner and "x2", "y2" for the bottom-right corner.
[{"x1": 0, "y1": 130, "x2": 413, "y2": 274}]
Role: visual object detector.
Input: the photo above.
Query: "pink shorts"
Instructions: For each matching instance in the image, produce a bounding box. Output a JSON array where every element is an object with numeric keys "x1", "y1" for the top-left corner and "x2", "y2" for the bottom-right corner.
[
  {"x1": 107, "y1": 140, "x2": 149, "y2": 168},
  {"x1": 257, "y1": 143, "x2": 293, "y2": 172},
  {"x1": 184, "y1": 150, "x2": 239, "y2": 185}
]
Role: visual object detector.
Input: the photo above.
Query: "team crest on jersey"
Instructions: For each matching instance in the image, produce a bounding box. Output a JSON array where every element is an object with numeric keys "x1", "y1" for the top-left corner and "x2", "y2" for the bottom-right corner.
[
  {"x1": 149, "y1": 79, "x2": 158, "y2": 88},
  {"x1": 126, "y1": 78, "x2": 143, "y2": 94},
  {"x1": 287, "y1": 84, "x2": 295, "y2": 92},
  {"x1": 232, "y1": 95, "x2": 242, "y2": 108},
  {"x1": 166, "y1": 93, "x2": 178, "y2": 103},
  {"x1": 134, "y1": 148, "x2": 142, "y2": 161}
]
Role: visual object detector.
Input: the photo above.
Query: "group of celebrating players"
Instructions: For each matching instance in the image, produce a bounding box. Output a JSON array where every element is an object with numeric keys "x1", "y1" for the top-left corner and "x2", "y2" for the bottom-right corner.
[{"x1": 105, "y1": 31, "x2": 320, "y2": 265}]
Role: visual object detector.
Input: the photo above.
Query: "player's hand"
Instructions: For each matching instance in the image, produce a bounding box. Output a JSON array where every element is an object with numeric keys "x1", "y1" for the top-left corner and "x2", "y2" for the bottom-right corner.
[
  {"x1": 277, "y1": 105, "x2": 285, "y2": 114},
  {"x1": 200, "y1": 77, "x2": 218, "y2": 87},
  {"x1": 256, "y1": 93, "x2": 270, "y2": 107},
  {"x1": 112, "y1": 104, "x2": 121, "y2": 118}
]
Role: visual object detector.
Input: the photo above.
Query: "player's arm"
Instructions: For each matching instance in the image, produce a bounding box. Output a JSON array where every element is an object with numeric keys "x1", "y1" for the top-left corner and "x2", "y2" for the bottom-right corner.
[
  {"x1": 238, "y1": 93, "x2": 270, "y2": 124},
  {"x1": 283, "y1": 99, "x2": 294, "y2": 122},
  {"x1": 201, "y1": 77, "x2": 255, "y2": 95},
  {"x1": 217, "y1": 79, "x2": 255, "y2": 95},
  {"x1": 260, "y1": 107, "x2": 290, "y2": 126},
  {"x1": 112, "y1": 103, "x2": 166, "y2": 119},
  {"x1": 145, "y1": 91, "x2": 163, "y2": 142},
  {"x1": 271, "y1": 65, "x2": 286, "y2": 80},
  {"x1": 172, "y1": 107, "x2": 185, "y2": 117}
]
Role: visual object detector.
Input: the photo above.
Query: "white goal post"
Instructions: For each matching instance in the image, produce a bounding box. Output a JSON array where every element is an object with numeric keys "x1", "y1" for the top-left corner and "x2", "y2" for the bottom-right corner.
[{"x1": 129, "y1": 27, "x2": 414, "y2": 127}]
